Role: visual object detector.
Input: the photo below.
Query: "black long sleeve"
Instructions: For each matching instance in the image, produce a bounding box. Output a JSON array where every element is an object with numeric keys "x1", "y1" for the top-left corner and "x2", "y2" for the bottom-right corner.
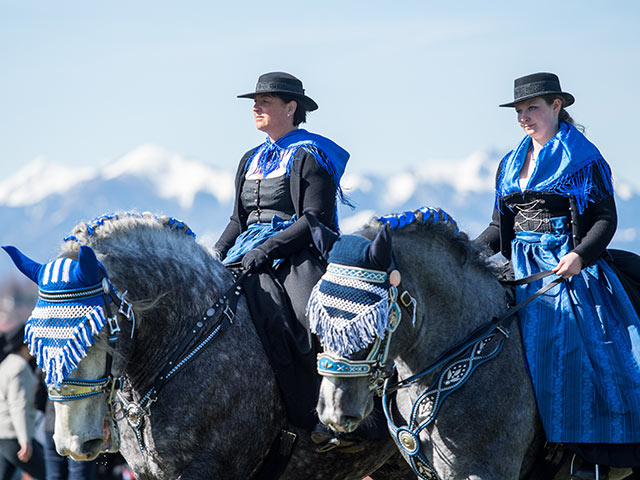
[
  {"x1": 475, "y1": 207, "x2": 501, "y2": 255},
  {"x1": 572, "y1": 195, "x2": 617, "y2": 266}
]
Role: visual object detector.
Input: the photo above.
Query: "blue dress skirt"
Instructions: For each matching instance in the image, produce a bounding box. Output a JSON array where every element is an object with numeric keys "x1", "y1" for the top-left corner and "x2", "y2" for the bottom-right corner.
[{"x1": 512, "y1": 219, "x2": 640, "y2": 443}]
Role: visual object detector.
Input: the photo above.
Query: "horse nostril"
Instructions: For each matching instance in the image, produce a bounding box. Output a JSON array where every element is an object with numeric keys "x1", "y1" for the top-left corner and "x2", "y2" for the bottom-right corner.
[
  {"x1": 341, "y1": 415, "x2": 362, "y2": 433},
  {"x1": 81, "y1": 438, "x2": 104, "y2": 455}
]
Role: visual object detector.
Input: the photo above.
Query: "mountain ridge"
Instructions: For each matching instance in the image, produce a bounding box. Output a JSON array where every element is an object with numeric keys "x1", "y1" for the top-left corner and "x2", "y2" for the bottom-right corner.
[{"x1": 1, "y1": 144, "x2": 638, "y2": 276}]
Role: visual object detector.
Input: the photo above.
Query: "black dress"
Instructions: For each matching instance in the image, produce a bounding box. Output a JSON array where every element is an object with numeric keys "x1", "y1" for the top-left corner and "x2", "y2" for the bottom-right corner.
[{"x1": 215, "y1": 148, "x2": 337, "y2": 429}]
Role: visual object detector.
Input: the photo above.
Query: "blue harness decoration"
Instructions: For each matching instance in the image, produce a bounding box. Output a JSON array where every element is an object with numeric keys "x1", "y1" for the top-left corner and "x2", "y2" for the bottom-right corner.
[
  {"x1": 308, "y1": 263, "x2": 391, "y2": 357},
  {"x1": 1, "y1": 245, "x2": 131, "y2": 388},
  {"x1": 307, "y1": 227, "x2": 412, "y2": 395},
  {"x1": 308, "y1": 206, "x2": 557, "y2": 480},
  {"x1": 381, "y1": 330, "x2": 506, "y2": 480}
]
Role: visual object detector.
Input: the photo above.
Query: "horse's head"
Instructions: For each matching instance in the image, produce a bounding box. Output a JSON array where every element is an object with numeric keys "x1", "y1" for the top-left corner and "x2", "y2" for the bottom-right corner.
[
  {"x1": 50, "y1": 341, "x2": 121, "y2": 460},
  {"x1": 306, "y1": 219, "x2": 400, "y2": 433},
  {"x1": 3, "y1": 241, "x2": 131, "y2": 460}
]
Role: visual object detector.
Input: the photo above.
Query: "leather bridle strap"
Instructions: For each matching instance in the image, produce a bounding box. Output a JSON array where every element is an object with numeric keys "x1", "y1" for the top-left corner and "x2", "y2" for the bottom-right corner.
[
  {"x1": 385, "y1": 270, "x2": 562, "y2": 394},
  {"x1": 151, "y1": 271, "x2": 248, "y2": 395}
]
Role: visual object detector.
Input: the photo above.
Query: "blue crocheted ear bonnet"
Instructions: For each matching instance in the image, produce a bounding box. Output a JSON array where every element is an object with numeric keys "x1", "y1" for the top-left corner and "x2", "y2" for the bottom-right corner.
[
  {"x1": 307, "y1": 206, "x2": 458, "y2": 357},
  {"x1": 307, "y1": 229, "x2": 392, "y2": 357},
  {"x1": 3, "y1": 245, "x2": 115, "y2": 387}
]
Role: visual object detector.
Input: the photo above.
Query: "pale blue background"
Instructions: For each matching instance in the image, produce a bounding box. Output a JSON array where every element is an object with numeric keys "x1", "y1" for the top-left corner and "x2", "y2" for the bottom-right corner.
[{"x1": 1, "y1": 1, "x2": 639, "y2": 187}]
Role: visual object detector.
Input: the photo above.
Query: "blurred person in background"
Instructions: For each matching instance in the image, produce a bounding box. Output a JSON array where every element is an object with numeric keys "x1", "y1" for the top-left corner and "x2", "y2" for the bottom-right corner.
[{"x1": 0, "y1": 323, "x2": 45, "y2": 480}]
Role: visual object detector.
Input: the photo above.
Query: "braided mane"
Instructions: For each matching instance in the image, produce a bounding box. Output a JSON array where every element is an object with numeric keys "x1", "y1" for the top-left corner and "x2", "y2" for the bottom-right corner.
[
  {"x1": 61, "y1": 212, "x2": 195, "y2": 247},
  {"x1": 361, "y1": 206, "x2": 497, "y2": 275}
]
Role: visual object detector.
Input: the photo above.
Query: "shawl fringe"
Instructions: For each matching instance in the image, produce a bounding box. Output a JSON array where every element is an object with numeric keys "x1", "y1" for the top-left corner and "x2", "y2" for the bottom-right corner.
[{"x1": 496, "y1": 122, "x2": 614, "y2": 214}]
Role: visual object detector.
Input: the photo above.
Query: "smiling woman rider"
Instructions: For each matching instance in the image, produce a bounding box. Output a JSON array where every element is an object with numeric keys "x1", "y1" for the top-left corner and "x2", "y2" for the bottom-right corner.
[
  {"x1": 214, "y1": 72, "x2": 350, "y2": 431},
  {"x1": 477, "y1": 72, "x2": 640, "y2": 478}
]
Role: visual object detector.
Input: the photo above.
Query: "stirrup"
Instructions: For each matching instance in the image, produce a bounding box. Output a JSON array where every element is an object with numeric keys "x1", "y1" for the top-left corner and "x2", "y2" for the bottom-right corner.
[
  {"x1": 570, "y1": 454, "x2": 609, "y2": 480},
  {"x1": 313, "y1": 436, "x2": 365, "y2": 454}
]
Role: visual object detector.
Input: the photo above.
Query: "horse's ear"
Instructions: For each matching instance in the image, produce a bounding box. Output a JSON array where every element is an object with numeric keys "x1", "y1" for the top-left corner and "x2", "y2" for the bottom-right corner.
[
  {"x1": 77, "y1": 246, "x2": 103, "y2": 284},
  {"x1": 367, "y1": 225, "x2": 393, "y2": 271},
  {"x1": 2, "y1": 246, "x2": 45, "y2": 284},
  {"x1": 302, "y1": 212, "x2": 338, "y2": 260}
]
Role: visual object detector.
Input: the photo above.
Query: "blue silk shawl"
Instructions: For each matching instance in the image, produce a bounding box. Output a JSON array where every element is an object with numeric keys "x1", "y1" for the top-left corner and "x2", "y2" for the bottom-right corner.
[{"x1": 496, "y1": 122, "x2": 614, "y2": 214}]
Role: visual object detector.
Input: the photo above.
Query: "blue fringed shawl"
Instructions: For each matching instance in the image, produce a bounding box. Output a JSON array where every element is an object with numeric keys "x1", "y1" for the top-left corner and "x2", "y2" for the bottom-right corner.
[
  {"x1": 245, "y1": 128, "x2": 351, "y2": 206},
  {"x1": 496, "y1": 122, "x2": 614, "y2": 214}
]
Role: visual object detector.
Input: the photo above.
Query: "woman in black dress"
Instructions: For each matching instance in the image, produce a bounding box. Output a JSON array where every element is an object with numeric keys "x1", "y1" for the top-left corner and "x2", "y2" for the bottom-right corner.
[{"x1": 215, "y1": 72, "x2": 349, "y2": 430}]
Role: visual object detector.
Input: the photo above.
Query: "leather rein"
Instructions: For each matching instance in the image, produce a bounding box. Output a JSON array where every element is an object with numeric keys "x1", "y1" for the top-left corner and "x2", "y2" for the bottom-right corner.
[
  {"x1": 315, "y1": 266, "x2": 562, "y2": 480},
  {"x1": 381, "y1": 269, "x2": 562, "y2": 480}
]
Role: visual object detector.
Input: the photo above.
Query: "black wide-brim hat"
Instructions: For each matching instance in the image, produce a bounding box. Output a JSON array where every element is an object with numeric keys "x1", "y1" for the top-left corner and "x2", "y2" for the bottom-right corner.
[
  {"x1": 238, "y1": 71, "x2": 318, "y2": 111},
  {"x1": 500, "y1": 72, "x2": 575, "y2": 108}
]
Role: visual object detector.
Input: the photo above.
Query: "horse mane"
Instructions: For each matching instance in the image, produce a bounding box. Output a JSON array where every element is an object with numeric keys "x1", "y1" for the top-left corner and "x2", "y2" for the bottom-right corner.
[
  {"x1": 58, "y1": 212, "x2": 224, "y2": 325},
  {"x1": 61, "y1": 212, "x2": 196, "y2": 249},
  {"x1": 357, "y1": 206, "x2": 500, "y2": 277}
]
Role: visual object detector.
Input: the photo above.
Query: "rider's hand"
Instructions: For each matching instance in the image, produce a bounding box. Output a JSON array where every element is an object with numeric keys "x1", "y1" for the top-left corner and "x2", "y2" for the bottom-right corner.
[
  {"x1": 242, "y1": 248, "x2": 270, "y2": 272},
  {"x1": 553, "y1": 251, "x2": 583, "y2": 278},
  {"x1": 17, "y1": 441, "x2": 32, "y2": 462}
]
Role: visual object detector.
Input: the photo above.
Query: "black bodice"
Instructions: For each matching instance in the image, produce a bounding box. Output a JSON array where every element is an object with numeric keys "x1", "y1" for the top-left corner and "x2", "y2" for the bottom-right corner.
[
  {"x1": 241, "y1": 174, "x2": 295, "y2": 225},
  {"x1": 503, "y1": 192, "x2": 571, "y2": 233}
]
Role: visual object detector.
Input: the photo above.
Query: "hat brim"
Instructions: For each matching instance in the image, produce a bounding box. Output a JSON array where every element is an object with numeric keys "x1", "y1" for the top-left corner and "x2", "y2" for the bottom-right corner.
[
  {"x1": 499, "y1": 91, "x2": 575, "y2": 108},
  {"x1": 237, "y1": 91, "x2": 318, "y2": 112}
]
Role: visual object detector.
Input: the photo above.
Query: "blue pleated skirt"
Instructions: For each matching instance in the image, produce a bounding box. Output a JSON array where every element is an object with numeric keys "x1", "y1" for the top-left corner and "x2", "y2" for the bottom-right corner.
[{"x1": 512, "y1": 224, "x2": 640, "y2": 443}]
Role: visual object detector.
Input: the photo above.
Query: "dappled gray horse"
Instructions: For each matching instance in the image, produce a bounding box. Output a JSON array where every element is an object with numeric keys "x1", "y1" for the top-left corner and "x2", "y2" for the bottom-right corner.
[
  {"x1": 308, "y1": 208, "x2": 541, "y2": 479},
  {"x1": 3, "y1": 212, "x2": 413, "y2": 480}
]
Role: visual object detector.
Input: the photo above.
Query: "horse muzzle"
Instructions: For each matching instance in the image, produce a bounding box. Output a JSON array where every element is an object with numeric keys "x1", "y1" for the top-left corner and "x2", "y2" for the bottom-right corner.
[{"x1": 56, "y1": 414, "x2": 120, "y2": 461}]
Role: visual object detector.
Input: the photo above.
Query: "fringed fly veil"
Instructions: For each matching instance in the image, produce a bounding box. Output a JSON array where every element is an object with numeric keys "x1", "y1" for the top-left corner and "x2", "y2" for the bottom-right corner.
[
  {"x1": 308, "y1": 263, "x2": 389, "y2": 357},
  {"x1": 25, "y1": 257, "x2": 110, "y2": 387}
]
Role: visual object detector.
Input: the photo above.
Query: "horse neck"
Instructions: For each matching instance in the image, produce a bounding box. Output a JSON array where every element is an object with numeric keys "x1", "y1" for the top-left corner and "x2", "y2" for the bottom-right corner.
[
  {"x1": 101, "y1": 245, "x2": 233, "y2": 393},
  {"x1": 391, "y1": 231, "x2": 506, "y2": 378}
]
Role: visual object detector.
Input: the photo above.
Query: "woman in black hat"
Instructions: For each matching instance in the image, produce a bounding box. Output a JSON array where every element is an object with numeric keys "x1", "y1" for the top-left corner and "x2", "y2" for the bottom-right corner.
[
  {"x1": 214, "y1": 72, "x2": 350, "y2": 432},
  {"x1": 477, "y1": 72, "x2": 640, "y2": 477}
]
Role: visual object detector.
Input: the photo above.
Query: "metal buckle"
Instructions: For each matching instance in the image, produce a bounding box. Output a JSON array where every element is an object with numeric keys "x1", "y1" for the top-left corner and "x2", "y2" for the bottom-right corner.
[
  {"x1": 107, "y1": 315, "x2": 121, "y2": 335},
  {"x1": 496, "y1": 324, "x2": 510, "y2": 338},
  {"x1": 400, "y1": 291, "x2": 414, "y2": 308},
  {"x1": 118, "y1": 291, "x2": 134, "y2": 321},
  {"x1": 278, "y1": 430, "x2": 297, "y2": 456},
  {"x1": 223, "y1": 305, "x2": 234, "y2": 323},
  {"x1": 314, "y1": 437, "x2": 341, "y2": 453}
]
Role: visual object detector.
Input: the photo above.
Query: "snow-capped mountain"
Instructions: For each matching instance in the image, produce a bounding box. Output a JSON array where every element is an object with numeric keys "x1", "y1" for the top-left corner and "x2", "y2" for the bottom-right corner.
[{"x1": 1, "y1": 144, "x2": 639, "y2": 276}]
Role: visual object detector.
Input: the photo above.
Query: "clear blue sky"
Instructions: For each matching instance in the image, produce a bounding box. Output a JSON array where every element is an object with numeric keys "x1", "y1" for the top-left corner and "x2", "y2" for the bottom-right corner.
[{"x1": 1, "y1": 1, "x2": 639, "y2": 188}]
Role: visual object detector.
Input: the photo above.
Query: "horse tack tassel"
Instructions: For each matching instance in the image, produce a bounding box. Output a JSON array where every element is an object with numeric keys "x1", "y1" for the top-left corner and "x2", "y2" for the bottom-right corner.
[{"x1": 308, "y1": 263, "x2": 391, "y2": 357}]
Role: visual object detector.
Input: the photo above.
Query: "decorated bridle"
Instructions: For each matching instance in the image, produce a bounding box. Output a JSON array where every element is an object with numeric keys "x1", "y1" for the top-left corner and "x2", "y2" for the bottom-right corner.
[
  {"x1": 2, "y1": 215, "x2": 247, "y2": 456},
  {"x1": 309, "y1": 207, "x2": 564, "y2": 480},
  {"x1": 314, "y1": 264, "x2": 416, "y2": 396}
]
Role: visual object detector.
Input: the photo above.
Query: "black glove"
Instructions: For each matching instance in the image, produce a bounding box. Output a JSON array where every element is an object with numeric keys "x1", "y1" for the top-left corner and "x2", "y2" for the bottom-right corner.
[{"x1": 242, "y1": 248, "x2": 270, "y2": 272}]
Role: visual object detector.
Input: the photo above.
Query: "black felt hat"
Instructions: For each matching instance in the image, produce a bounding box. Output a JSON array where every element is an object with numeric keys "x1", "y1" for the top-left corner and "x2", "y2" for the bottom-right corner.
[
  {"x1": 500, "y1": 72, "x2": 575, "y2": 108},
  {"x1": 238, "y1": 72, "x2": 318, "y2": 111}
]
